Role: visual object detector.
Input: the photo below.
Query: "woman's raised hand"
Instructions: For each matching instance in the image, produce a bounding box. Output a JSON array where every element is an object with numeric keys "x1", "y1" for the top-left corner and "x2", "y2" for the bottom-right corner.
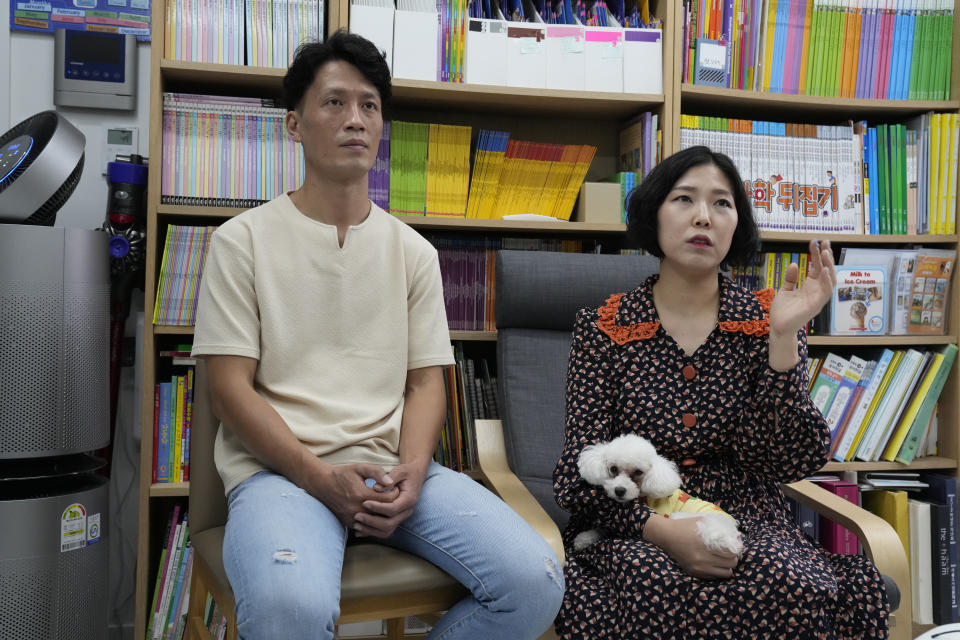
[{"x1": 768, "y1": 239, "x2": 837, "y2": 338}]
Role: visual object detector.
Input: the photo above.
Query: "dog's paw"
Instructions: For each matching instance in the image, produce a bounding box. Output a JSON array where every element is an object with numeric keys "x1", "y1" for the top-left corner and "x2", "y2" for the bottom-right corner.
[
  {"x1": 573, "y1": 529, "x2": 602, "y2": 551},
  {"x1": 695, "y1": 513, "x2": 744, "y2": 557}
]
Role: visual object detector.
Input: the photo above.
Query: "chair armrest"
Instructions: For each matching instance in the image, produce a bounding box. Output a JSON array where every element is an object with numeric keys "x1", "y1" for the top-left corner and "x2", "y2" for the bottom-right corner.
[
  {"x1": 783, "y1": 480, "x2": 911, "y2": 640},
  {"x1": 474, "y1": 419, "x2": 565, "y2": 565}
]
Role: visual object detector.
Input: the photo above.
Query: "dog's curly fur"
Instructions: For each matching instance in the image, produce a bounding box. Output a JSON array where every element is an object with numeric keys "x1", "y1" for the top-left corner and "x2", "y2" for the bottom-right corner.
[{"x1": 574, "y1": 433, "x2": 743, "y2": 556}]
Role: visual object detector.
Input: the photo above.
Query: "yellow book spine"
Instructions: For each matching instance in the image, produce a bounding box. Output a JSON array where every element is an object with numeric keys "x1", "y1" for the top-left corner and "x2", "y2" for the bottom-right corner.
[
  {"x1": 882, "y1": 352, "x2": 944, "y2": 460},
  {"x1": 762, "y1": 0, "x2": 779, "y2": 92},
  {"x1": 930, "y1": 113, "x2": 942, "y2": 233},
  {"x1": 173, "y1": 375, "x2": 184, "y2": 482},
  {"x1": 845, "y1": 350, "x2": 904, "y2": 460},
  {"x1": 944, "y1": 113, "x2": 960, "y2": 234}
]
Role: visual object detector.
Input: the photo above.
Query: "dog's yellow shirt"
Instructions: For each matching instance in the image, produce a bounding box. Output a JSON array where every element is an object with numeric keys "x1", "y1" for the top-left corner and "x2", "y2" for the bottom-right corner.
[{"x1": 645, "y1": 490, "x2": 736, "y2": 521}]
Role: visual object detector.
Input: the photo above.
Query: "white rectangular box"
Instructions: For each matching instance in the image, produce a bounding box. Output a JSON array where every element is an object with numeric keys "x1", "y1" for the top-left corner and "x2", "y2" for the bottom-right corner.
[
  {"x1": 583, "y1": 27, "x2": 624, "y2": 92},
  {"x1": 350, "y1": 3, "x2": 396, "y2": 72},
  {"x1": 505, "y1": 23, "x2": 547, "y2": 89},
  {"x1": 465, "y1": 18, "x2": 508, "y2": 85},
  {"x1": 393, "y1": 9, "x2": 439, "y2": 80},
  {"x1": 545, "y1": 25, "x2": 586, "y2": 91},
  {"x1": 623, "y1": 28, "x2": 663, "y2": 94}
]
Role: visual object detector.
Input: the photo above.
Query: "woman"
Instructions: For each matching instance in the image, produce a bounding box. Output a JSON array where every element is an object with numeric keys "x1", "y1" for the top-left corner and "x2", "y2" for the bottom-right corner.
[{"x1": 553, "y1": 146, "x2": 889, "y2": 638}]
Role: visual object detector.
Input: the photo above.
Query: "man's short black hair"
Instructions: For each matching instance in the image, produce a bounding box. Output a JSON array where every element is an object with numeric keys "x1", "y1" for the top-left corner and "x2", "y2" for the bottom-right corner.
[
  {"x1": 625, "y1": 145, "x2": 760, "y2": 267},
  {"x1": 282, "y1": 30, "x2": 392, "y2": 115}
]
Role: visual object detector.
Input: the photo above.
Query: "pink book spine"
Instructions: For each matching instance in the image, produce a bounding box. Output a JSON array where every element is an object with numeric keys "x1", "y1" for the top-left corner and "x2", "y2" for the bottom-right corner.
[{"x1": 817, "y1": 480, "x2": 861, "y2": 554}]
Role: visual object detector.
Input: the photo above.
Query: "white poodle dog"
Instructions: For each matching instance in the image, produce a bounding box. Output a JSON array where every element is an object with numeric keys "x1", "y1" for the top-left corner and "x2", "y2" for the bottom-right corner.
[{"x1": 574, "y1": 433, "x2": 743, "y2": 556}]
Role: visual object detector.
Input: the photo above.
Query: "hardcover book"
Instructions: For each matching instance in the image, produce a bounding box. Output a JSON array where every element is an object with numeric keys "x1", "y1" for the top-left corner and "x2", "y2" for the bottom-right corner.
[{"x1": 831, "y1": 265, "x2": 887, "y2": 335}]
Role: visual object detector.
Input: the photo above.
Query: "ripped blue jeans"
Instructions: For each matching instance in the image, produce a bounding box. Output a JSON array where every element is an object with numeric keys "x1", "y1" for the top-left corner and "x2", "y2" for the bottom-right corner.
[{"x1": 223, "y1": 462, "x2": 564, "y2": 640}]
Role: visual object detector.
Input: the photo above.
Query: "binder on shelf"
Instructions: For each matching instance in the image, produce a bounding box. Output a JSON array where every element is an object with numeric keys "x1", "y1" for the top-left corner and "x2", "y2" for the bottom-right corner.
[
  {"x1": 465, "y1": 18, "x2": 509, "y2": 86},
  {"x1": 505, "y1": 20, "x2": 548, "y2": 88},
  {"x1": 393, "y1": 0, "x2": 439, "y2": 81},
  {"x1": 693, "y1": 38, "x2": 728, "y2": 87},
  {"x1": 350, "y1": 0, "x2": 396, "y2": 73},
  {"x1": 545, "y1": 25, "x2": 587, "y2": 91},
  {"x1": 622, "y1": 28, "x2": 663, "y2": 94},
  {"x1": 583, "y1": 21, "x2": 624, "y2": 93}
]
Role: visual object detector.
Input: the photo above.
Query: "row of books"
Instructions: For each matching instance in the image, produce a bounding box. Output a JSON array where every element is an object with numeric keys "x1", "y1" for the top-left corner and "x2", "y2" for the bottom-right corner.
[
  {"x1": 153, "y1": 225, "x2": 217, "y2": 327},
  {"x1": 828, "y1": 246, "x2": 955, "y2": 336},
  {"x1": 201, "y1": 593, "x2": 230, "y2": 640},
  {"x1": 808, "y1": 343, "x2": 957, "y2": 463},
  {"x1": 617, "y1": 110, "x2": 662, "y2": 179},
  {"x1": 432, "y1": 237, "x2": 594, "y2": 331},
  {"x1": 370, "y1": 121, "x2": 598, "y2": 219},
  {"x1": 437, "y1": 344, "x2": 501, "y2": 471},
  {"x1": 153, "y1": 360, "x2": 196, "y2": 483},
  {"x1": 148, "y1": 506, "x2": 194, "y2": 640},
  {"x1": 791, "y1": 471, "x2": 959, "y2": 625},
  {"x1": 161, "y1": 94, "x2": 304, "y2": 206},
  {"x1": 728, "y1": 250, "x2": 812, "y2": 292},
  {"x1": 679, "y1": 113, "x2": 960, "y2": 234},
  {"x1": 682, "y1": 0, "x2": 955, "y2": 100},
  {"x1": 164, "y1": 0, "x2": 324, "y2": 66}
]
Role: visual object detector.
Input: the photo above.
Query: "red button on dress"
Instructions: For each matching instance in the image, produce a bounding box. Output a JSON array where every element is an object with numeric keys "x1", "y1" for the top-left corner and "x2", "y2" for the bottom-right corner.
[
  {"x1": 681, "y1": 458, "x2": 697, "y2": 466},
  {"x1": 682, "y1": 365, "x2": 696, "y2": 380},
  {"x1": 682, "y1": 413, "x2": 696, "y2": 427}
]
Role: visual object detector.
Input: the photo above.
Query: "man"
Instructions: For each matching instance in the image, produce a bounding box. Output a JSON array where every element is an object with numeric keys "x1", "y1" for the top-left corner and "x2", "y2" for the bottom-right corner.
[{"x1": 191, "y1": 30, "x2": 563, "y2": 640}]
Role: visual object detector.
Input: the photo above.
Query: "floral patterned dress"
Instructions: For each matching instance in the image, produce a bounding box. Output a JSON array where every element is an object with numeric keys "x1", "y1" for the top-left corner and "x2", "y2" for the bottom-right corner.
[{"x1": 553, "y1": 274, "x2": 889, "y2": 639}]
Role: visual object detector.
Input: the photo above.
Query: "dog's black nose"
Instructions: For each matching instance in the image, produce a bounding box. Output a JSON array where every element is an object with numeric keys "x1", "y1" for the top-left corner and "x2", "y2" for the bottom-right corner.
[{"x1": 615, "y1": 487, "x2": 626, "y2": 498}]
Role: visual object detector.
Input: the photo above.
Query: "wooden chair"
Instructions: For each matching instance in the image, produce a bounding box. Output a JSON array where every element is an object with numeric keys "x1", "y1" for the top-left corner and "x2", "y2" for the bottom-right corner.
[
  {"x1": 184, "y1": 361, "x2": 467, "y2": 640},
  {"x1": 474, "y1": 250, "x2": 911, "y2": 640}
]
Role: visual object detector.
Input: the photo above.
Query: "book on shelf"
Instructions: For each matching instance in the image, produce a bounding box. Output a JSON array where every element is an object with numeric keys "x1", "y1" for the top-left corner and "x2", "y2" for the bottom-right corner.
[
  {"x1": 681, "y1": 0, "x2": 955, "y2": 100},
  {"x1": 909, "y1": 498, "x2": 934, "y2": 625},
  {"x1": 831, "y1": 349, "x2": 897, "y2": 462},
  {"x1": 154, "y1": 367, "x2": 196, "y2": 483},
  {"x1": 679, "y1": 114, "x2": 959, "y2": 235},
  {"x1": 827, "y1": 360, "x2": 875, "y2": 459},
  {"x1": 861, "y1": 489, "x2": 910, "y2": 562},
  {"x1": 907, "y1": 247, "x2": 956, "y2": 336},
  {"x1": 153, "y1": 225, "x2": 217, "y2": 327},
  {"x1": 161, "y1": 94, "x2": 302, "y2": 207},
  {"x1": 149, "y1": 507, "x2": 193, "y2": 640},
  {"x1": 853, "y1": 348, "x2": 926, "y2": 461},
  {"x1": 881, "y1": 349, "x2": 945, "y2": 461},
  {"x1": 812, "y1": 479, "x2": 860, "y2": 555},
  {"x1": 164, "y1": 0, "x2": 323, "y2": 66},
  {"x1": 919, "y1": 473, "x2": 960, "y2": 624},
  {"x1": 830, "y1": 265, "x2": 887, "y2": 335},
  {"x1": 823, "y1": 355, "x2": 868, "y2": 445},
  {"x1": 895, "y1": 343, "x2": 958, "y2": 464},
  {"x1": 809, "y1": 352, "x2": 848, "y2": 417}
]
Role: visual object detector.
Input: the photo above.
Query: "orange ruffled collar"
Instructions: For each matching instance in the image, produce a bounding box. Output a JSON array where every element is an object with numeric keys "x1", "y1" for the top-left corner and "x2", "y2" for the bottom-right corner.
[{"x1": 596, "y1": 283, "x2": 773, "y2": 346}]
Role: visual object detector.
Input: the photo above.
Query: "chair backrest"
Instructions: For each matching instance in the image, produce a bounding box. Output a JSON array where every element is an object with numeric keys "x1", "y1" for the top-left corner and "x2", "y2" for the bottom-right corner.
[
  {"x1": 495, "y1": 250, "x2": 661, "y2": 530},
  {"x1": 189, "y1": 360, "x2": 228, "y2": 537}
]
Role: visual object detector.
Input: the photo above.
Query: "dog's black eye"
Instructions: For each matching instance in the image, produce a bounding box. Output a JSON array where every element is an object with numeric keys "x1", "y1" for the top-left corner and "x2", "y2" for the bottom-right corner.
[
  {"x1": 631, "y1": 470, "x2": 644, "y2": 479},
  {"x1": 609, "y1": 465, "x2": 619, "y2": 475}
]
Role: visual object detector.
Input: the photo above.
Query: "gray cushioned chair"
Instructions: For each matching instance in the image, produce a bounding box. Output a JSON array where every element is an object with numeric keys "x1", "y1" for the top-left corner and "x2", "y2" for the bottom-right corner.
[
  {"x1": 185, "y1": 361, "x2": 467, "y2": 640},
  {"x1": 475, "y1": 249, "x2": 910, "y2": 640}
]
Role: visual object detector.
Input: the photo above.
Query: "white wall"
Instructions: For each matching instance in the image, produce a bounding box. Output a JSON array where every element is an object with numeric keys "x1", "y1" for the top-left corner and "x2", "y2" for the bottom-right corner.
[
  {"x1": 3, "y1": 18, "x2": 150, "y2": 640},
  {"x1": 6, "y1": 30, "x2": 152, "y2": 231}
]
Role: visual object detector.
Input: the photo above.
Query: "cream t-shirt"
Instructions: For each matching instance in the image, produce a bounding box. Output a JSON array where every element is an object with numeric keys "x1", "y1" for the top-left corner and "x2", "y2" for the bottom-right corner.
[{"x1": 191, "y1": 194, "x2": 454, "y2": 494}]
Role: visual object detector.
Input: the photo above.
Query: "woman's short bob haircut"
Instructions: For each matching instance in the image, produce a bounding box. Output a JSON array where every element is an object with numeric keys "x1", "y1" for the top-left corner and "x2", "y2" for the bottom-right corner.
[
  {"x1": 283, "y1": 29, "x2": 392, "y2": 116},
  {"x1": 625, "y1": 146, "x2": 759, "y2": 268}
]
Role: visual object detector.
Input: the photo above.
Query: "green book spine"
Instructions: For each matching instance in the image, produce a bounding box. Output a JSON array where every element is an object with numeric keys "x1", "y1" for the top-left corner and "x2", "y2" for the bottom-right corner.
[
  {"x1": 877, "y1": 124, "x2": 889, "y2": 234},
  {"x1": 808, "y1": 0, "x2": 823, "y2": 95},
  {"x1": 898, "y1": 124, "x2": 908, "y2": 234},
  {"x1": 908, "y1": 3, "x2": 924, "y2": 99},
  {"x1": 830, "y1": 1, "x2": 845, "y2": 97},
  {"x1": 895, "y1": 343, "x2": 958, "y2": 464}
]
